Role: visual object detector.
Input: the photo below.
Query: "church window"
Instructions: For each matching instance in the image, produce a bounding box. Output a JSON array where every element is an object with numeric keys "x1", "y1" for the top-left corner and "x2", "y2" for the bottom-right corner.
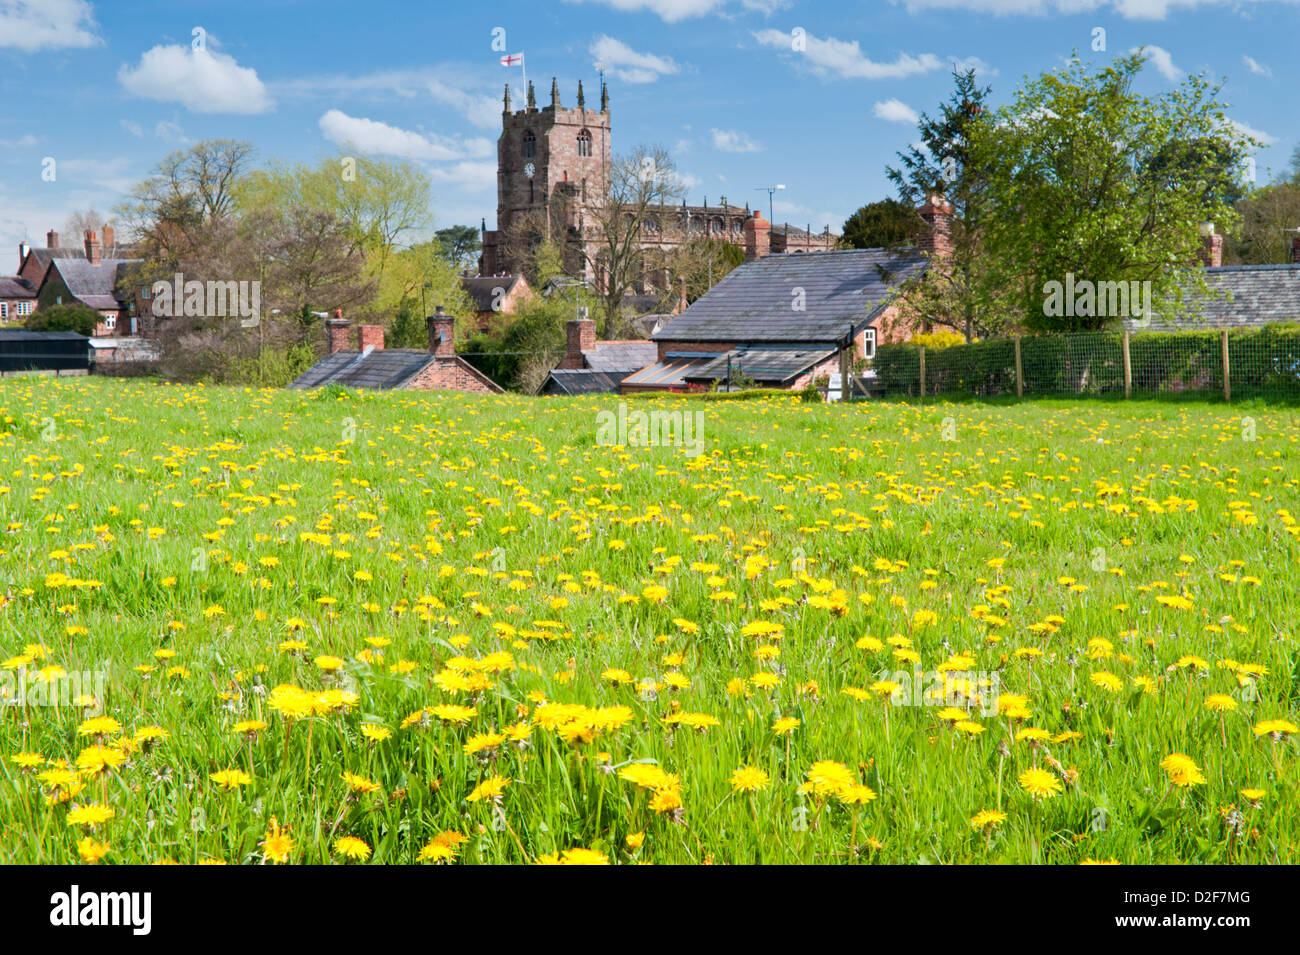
[
  {"x1": 577, "y1": 129, "x2": 592, "y2": 157},
  {"x1": 523, "y1": 130, "x2": 536, "y2": 158}
]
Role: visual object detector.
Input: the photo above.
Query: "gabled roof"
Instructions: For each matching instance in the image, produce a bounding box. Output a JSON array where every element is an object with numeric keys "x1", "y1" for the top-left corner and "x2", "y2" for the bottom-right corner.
[
  {"x1": 46, "y1": 257, "x2": 139, "y2": 310},
  {"x1": 462, "y1": 275, "x2": 524, "y2": 311},
  {"x1": 582, "y1": 341, "x2": 657, "y2": 374},
  {"x1": 289, "y1": 348, "x2": 505, "y2": 393},
  {"x1": 655, "y1": 248, "x2": 928, "y2": 344},
  {"x1": 1129, "y1": 264, "x2": 1300, "y2": 331}
]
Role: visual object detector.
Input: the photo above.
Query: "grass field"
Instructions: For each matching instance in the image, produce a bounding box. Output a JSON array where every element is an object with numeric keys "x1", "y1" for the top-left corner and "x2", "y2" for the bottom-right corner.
[{"x1": 1, "y1": 376, "x2": 1297, "y2": 864}]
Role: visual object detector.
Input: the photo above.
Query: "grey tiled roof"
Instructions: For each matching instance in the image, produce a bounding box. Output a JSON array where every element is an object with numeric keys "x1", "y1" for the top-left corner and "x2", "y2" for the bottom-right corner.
[
  {"x1": 540, "y1": 369, "x2": 623, "y2": 395},
  {"x1": 684, "y1": 346, "x2": 835, "y2": 384},
  {"x1": 49, "y1": 257, "x2": 139, "y2": 307},
  {"x1": 582, "y1": 341, "x2": 656, "y2": 374},
  {"x1": 654, "y1": 248, "x2": 929, "y2": 344},
  {"x1": 289, "y1": 350, "x2": 436, "y2": 390},
  {"x1": 0, "y1": 277, "x2": 36, "y2": 298},
  {"x1": 462, "y1": 275, "x2": 522, "y2": 311},
  {"x1": 1129, "y1": 264, "x2": 1300, "y2": 331}
]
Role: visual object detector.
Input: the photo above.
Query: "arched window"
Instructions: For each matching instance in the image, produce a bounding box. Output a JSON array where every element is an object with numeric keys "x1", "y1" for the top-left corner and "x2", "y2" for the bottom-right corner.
[
  {"x1": 711, "y1": 216, "x2": 725, "y2": 234},
  {"x1": 644, "y1": 217, "x2": 660, "y2": 234},
  {"x1": 523, "y1": 130, "x2": 536, "y2": 158},
  {"x1": 577, "y1": 129, "x2": 592, "y2": 157}
]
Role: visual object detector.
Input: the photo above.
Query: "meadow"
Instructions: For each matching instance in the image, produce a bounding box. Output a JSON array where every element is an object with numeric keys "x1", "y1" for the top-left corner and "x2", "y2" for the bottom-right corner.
[{"x1": 0, "y1": 376, "x2": 1296, "y2": 864}]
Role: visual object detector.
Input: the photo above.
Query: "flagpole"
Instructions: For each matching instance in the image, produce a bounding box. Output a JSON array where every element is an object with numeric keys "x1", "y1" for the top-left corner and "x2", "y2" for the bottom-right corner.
[{"x1": 521, "y1": 53, "x2": 526, "y2": 98}]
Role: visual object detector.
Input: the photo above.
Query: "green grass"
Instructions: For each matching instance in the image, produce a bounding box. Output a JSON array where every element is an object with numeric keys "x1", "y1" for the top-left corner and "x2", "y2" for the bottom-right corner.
[{"x1": 0, "y1": 376, "x2": 1297, "y2": 864}]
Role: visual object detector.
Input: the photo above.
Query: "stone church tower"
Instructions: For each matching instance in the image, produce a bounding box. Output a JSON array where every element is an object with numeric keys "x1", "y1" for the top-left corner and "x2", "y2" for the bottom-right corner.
[{"x1": 479, "y1": 78, "x2": 610, "y2": 279}]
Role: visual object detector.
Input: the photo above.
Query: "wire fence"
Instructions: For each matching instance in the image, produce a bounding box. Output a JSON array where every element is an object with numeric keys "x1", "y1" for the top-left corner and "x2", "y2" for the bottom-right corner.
[{"x1": 870, "y1": 325, "x2": 1300, "y2": 401}]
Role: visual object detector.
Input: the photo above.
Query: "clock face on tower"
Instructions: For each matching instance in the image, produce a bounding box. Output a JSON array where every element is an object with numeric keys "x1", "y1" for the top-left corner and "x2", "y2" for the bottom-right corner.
[{"x1": 524, "y1": 162, "x2": 535, "y2": 179}]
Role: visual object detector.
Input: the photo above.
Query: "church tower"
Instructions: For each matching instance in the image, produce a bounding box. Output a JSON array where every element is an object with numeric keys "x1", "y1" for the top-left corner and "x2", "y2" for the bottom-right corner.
[{"x1": 480, "y1": 78, "x2": 610, "y2": 278}]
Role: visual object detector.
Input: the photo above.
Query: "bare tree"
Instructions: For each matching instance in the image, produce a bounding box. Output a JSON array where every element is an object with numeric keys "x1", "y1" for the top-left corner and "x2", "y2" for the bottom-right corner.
[{"x1": 581, "y1": 145, "x2": 685, "y2": 337}]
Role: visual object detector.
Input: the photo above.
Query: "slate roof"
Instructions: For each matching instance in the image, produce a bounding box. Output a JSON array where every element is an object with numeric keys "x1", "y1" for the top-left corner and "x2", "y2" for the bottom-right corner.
[
  {"x1": 1129, "y1": 264, "x2": 1300, "y2": 331},
  {"x1": 0, "y1": 277, "x2": 37, "y2": 298},
  {"x1": 290, "y1": 349, "x2": 439, "y2": 390},
  {"x1": 540, "y1": 369, "x2": 624, "y2": 395},
  {"x1": 289, "y1": 349, "x2": 504, "y2": 393},
  {"x1": 462, "y1": 275, "x2": 523, "y2": 311},
  {"x1": 582, "y1": 341, "x2": 657, "y2": 374},
  {"x1": 683, "y1": 346, "x2": 836, "y2": 385},
  {"x1": 0, "y1": 330, "x2": 87, "y2": 341},
  {"x1": 48, "y1": 258, "x2": 138, "y2": 310},
  {"x1": 654, "y1": 248, "x2": 929, "y2": 344}
]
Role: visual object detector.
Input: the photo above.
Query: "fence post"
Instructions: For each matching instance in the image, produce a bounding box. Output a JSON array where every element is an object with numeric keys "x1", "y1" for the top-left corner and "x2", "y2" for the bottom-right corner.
[
  {"x1": 1221, "y1": 328, "x2": 1230, "y2": 402},
  {"x1": 1122, "y1": 328, "x2": 1132, "y2": 400},
  {"x1": 918, "y1": 346, "x2": 926, "y2": 399},
  {"x1": 1014, "y1": 335, "x2": 1023, "y2": 398}
]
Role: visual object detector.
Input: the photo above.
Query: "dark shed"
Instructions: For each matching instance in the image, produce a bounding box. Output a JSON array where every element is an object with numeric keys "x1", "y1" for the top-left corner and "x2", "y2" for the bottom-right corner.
[{"x1": 0, "y1": 330, "x2": 91, "y2": 373}]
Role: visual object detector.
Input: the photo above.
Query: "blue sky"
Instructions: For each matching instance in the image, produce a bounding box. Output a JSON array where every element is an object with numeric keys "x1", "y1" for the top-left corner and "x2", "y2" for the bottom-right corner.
[{"x1": 1, "y1": 0, "x2": 1295, "y2": 262}]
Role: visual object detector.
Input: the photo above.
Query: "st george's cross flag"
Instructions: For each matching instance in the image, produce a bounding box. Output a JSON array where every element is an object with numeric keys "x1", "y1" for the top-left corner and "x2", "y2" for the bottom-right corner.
[{"x1": 500, "y1": 53, "x2": 524, "y2": 67}]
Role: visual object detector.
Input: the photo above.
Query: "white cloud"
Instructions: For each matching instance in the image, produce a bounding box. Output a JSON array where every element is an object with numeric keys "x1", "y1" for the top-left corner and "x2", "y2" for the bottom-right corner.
[
  {"x1": 899, "y1": 0, "x2": 1300, "y2": 20},
  {"x1": 119, "y1": 44, "x2": 273, "y2": 114},
  {"x1": 711, "y1": 128, "x2": 762, "y2": 152},
  {"x1": 563, "y1": 0, "x2": 725, "y2": 22},
  {"x1": 589, "y1": 35, "x2": 681, "y2": 84},
  {"x1": 0, "y1": 0, "x2": 100, "y2": 52},
  {"x1": 318, "y1": 110, "x2": 491, "y2": 161},
  {"x1": 1228, "y1": 118, "x2": 1277, "y2": 146},
  {"x1": 949, "y1": 55, "x2": 998, "y2": 78},
  {"x1": 873, "y1": 98, "x2": 920, "y2": 125},
  {"x1": 674, "y1": 172, "x2": 702, "y2": 192},
  {"x1": 119, "y1": 120, "x2": 143, "y2": 138},
  {"x1": 739, "y1": 0, "x2": 793, "y2": 12},
  {"x1": 1242, "y1": 55, "x2": 1272, "y2": 77},
  {"x1": 0, "y1": 133, "x2": 39, "y2": 148},
  {"x1": 427, "y1": 161, "x2": 498, "y2": 192},
  {"x1": 427, "y1": 79, "x2": 503, "y2": 130},
  {"x1": 753, "y1": 29, "x2": 943, "y2": 80},
  {"x1": 154, "y1": 120, "x2": 190, "y2": 143},
  {"x1": 1131, "y1": 44, "x2": 1183, "y2": 82}
]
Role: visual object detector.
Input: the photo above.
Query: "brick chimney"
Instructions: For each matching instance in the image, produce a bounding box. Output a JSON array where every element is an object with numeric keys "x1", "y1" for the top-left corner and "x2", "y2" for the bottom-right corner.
[
  {"x1": 427, "y1": 306, "x2": 455, "y2": 357},
  {"x1": 677, "y1": 275, "x2": 688, "y2": 315},
  {"x1": 84, "y1": 230, "x2": 101, "y2": 266},
  {"x1": 325, "y1": 308, "x2": 351, "y2": 354},
  {"x1": 1291, "y1": 231, "x2": 1300, "y2": 264},
  {"x1": 103, "y1": 225, "x2": 115, "y2": 253},
  {"x1": 1198, "y1": 222, "x2": 1223, "y2": 268},
  {"x1": 18, "y1": 241, "x2": 29, "y2": 268},
  {"x1": 561, "y1": 317, "x2": 596, "y2": 369},
  {"x1": 743, "y1": 210, "x2": 771, "y2": 261},
  {"x1": 358, "y1": 324, "x2": 385, "y2": 351},
  {"x1": 46, "y1": 230, "x2": 58, "y2": 249},
  {"x1": 917, "y1": 193, "x2": 954, "y2": 258}
]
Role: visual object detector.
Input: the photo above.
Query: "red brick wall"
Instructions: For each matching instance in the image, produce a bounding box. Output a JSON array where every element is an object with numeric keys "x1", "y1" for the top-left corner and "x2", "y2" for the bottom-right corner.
[{"x1": 405, "y1": 357, "x2": 503, "y2": 394}]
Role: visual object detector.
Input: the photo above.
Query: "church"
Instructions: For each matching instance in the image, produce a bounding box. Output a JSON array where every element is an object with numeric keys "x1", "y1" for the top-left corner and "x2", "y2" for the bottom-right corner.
[{"x1": 477, "y1": 78, "x2": 837, "y2": 284}]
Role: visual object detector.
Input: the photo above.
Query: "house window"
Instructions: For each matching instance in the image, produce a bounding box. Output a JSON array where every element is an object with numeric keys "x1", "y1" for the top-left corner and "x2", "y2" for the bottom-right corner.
[
  {"x1": 861, "y1": 328, "x2": 877, "y2": 360},
  {"x1": 104, "y1": 314, "x2": 116, "y2": 330},
  {"x1": 17, "y1": 301, "x2": 32, "y2": 317},
  {"x1": 140, "y1": 286, "x2": 152, "y2": 300},
  {"x1": 523, "y1": 130, "x2": 536, "y2": 158},
  {"x1": 0, "y1": 302, "x2": 7, "y2": 319},
  {"x1": 577, "y1": 129, "x2": 592, "y2": 157}
]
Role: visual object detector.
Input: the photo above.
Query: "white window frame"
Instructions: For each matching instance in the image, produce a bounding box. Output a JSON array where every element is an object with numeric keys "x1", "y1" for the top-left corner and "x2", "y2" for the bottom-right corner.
[
  {"x1": 103, "y1": 313, "x2": 117, "y2": 330},
  {"x1": 16, "y1": 301, "x2": 32, "y2": 317}
]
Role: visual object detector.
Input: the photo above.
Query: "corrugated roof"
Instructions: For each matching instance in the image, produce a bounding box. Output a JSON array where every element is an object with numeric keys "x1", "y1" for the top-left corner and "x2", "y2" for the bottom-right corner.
[
  {"x1": 684, "y1": 346, "x2": 835, "y2": 384},
  {"x1": 654, "y1": 248, "x2": 928, "y2": 344},
  {"x1": 620, "y1": 357, "x2": 709, "y2": 389},
  {"x1": 582, "y1": 341, "x2": 657, "y2": 374},
  {"x1": 1129, "y1": 264, "x2": 1300, "y2": 331}
]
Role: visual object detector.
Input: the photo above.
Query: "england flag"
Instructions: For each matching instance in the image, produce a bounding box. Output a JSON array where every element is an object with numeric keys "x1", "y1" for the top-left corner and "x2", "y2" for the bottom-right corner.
[{"x1": 500, "y1": 53, "x2": 524, "y2": 67}]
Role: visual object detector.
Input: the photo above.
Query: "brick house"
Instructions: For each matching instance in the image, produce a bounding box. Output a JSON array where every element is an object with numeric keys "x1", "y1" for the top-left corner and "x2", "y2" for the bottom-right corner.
[
  {"x1": 0, "y1": 276, "x2": 37, "y2": 325},
  {"x1": 19, "y1": 229, "x2": 143, "y2": 338},
  {"x1": 289, "y1": 308, "x2": 504, "y2": 394},
  {"x1": 460, "y1": 273, "x2": 534, "y2": 332},
  {"x1": 538, "y1": 317, "x2": 656, "y2": 394},
  {"x1": 621, "y1": 199, "x2": 947, "y2": 393}
]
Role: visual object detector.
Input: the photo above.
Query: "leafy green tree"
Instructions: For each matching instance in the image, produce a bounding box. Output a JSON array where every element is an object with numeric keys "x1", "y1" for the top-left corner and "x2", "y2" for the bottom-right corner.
[
  {"x1": 886, "y1": 69, "x2": 995, "y2": 340},
  {"x1": 1228, "y1": 182, "x2": 1300, "y2": 264},
  {"x1": 27, "y1": 303, "x2": 100, "y2": 336},
  {"x1": 434, "y1": 225, "x2": 482, "y2": 272},
  {"x1": 841, "y1": 199, "x2": 914, "y2": 250},
  {"x1": 972, "y1": 51, "x2": 1256, "y2": 332}
]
